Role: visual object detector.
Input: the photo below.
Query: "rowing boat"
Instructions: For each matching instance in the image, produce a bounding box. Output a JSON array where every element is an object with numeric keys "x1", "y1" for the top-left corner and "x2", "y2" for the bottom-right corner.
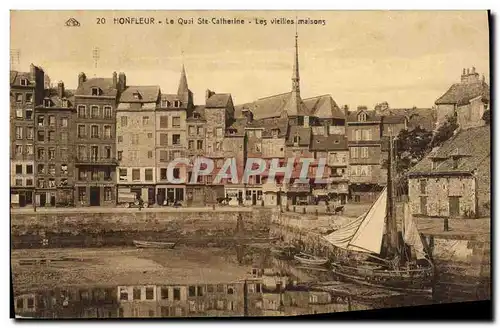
[
  {"x1": 133, "y1": 240, "x2": 177, "y2": 249},
  {"x1": 293, "y1": 252, "x2": 329, "y2": 266}
]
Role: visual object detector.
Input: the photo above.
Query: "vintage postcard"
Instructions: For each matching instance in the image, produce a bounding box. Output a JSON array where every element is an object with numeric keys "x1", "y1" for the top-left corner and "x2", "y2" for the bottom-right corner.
[{"x1": 10, "y1": 10, "x2": 490, "y2": 319}]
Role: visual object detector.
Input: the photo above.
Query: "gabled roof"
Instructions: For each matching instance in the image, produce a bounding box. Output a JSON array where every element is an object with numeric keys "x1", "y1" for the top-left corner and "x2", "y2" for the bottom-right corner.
[
  {"x1": 225, "y1": 118, "x2": 247, "y2": 137},
  {"x1": 381, "y1": 115, "x2": 407, "y2": 124},
  {"x1": 282, "y1": 92, "x2": 311, "y2": 117},
  {"x1": 187, "y1": 105, "x2": 206, "y2": 121},
  {"x1": 10, "y1": 71, "x2": 33, "y2": 87},
  {"x1": 119, "y1": 85, "x2": 160, "y2": 103},
  {"x1": 310, "y1": 134, "x2": 348, "y2": 151},
  {"x1": 303, "y1": 95, "x2": 344, "y2": 119},
  {"x1": 246, "y1": 117, "x2": 289, "y2": 138},
  {"x1": 379, "y1": 107, "x2": 437, "y2": 131},
  {"x1": 158, "y1": 93, "x2": 188, "y2": 109},
  {"x1": 75, "y1": 78, "x2": 117, "y2": 97},
  {"x1": 36, "y1": 88, "x2": 75, "y2": 109},
  {"x1": 409, "y1": 125, "x2": 490, "y2": 175},
  {"x1": 435, "y1": 81, "x2": 490, "y2": 106},
  {"x1": 206, "y1": 93, "x2": 232, "y2": 108},
  {"x1": 346, "y1": 109, "x2": 381, "y2": 123},
  {"x1": 286, "y1": 126, "x2": 311, "y2": 146}
]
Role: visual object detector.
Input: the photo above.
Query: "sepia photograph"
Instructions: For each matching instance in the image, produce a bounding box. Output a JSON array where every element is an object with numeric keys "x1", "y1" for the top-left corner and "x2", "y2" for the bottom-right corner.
[{"x1": 9, "y1": 10, "x2": 491, "y2": 319}]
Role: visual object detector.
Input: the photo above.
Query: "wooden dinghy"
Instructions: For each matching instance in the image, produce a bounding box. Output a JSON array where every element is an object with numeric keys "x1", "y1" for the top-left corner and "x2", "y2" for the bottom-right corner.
[
  {"x1": 133, "y1": 240, "x2": 177, "y2": 249},
  {"x1": 294, "y1": 252, "x2": 329, "y2": 266}
]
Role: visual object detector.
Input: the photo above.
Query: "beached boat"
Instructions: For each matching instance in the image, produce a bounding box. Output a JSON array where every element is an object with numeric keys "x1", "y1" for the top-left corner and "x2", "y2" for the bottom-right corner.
[
  {"x1": 271, "y1": 245, "x2": 298, "y2": 260},
  {"x1": 323, "y1": 134, "x2": 434, "y2": 295},
  {"x1": 133, "y1": 240, "x2": 177, "y2": 249},
  {"x1": 294, "y1": 252, "x2": 329, "y2": 266}
]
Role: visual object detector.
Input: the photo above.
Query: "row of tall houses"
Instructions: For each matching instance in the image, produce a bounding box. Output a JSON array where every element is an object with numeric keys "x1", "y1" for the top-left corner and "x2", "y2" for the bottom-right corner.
[{"x1": 18, "y1": 35, "x2": 490, "y2": 208}]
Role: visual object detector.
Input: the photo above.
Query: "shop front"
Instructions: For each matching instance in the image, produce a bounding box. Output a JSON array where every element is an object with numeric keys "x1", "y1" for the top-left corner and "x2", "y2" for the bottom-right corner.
[
  {"x1": 224, "y1": 186, "x2": 245, "y2": 206},
  {"x1": 244, "y1": 188, "x2": 263, "y2": 206},
  {"x1": 10, "y1": 188, "x2": 34, "y2": 208},
  {"x1": 156, "y1": 185, "x2": 185, "y2": 206}
]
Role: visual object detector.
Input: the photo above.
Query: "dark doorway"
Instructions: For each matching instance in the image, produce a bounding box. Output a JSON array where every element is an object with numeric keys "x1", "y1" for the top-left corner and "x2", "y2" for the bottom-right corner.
[
  {"x1": 148, "y1": 188, "x2": 155, "y2": 205},
  {"x1": 39, "y1": 193, "x2": 46, "y2": 207},
  {"x1": 26, "y1": 191, "x2": 33, "y2": 206},
  {"x1": 90, "y1": 187, "x2": 100, "y2": 206},
  {"x1": 449, "y1": 196, "x2": 460, "y2": 217},
  {"x1": 277, "y1": 192, "x2": 281, "y2": 206},
  {"x1": 252, "y1": 193, "x2": 257, "y2": 206},
  {"x1": 50, "y1": 193, "x2": 56, "y2": 207},
  {"x1": 420, "y1": 196, "x2": 428, "y2": 216},
  {"x1": 238, "y1": 191, "x2": 243, "y2": 205},
  {"x1": 18, "y1": 193, "x2": 26, "y2": 207}
]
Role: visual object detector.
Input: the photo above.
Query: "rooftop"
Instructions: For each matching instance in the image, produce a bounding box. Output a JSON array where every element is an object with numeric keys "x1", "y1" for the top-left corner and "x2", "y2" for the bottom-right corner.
[{"x1": 435, "y1": 81, "x2": 490, "y2": 106}]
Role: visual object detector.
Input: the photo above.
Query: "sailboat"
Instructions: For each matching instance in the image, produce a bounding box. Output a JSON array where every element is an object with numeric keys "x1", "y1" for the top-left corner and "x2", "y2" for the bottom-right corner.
[{"x1": 323, "y1": 134, "x2": 434, "y2": 295}]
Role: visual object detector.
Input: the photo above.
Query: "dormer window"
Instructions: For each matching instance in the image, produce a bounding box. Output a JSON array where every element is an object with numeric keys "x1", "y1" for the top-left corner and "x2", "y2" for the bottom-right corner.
[
  {"x1": 358, "y1": 112, "x2": 367, "y2": 122},
  {"x1": 43, "y1": 99, "x2": 51, "y2": 107},
  {"x1": 62, "y1": 99, "x2": 68, "y2": 108},
  {"x1": 133, "y1": 92, "x2": 141, "y2": 100},
  {"x1": 174, "y1": 100, "x2": 181, "y2": 108},
  {"x1": 293, "y1": 135, "x2": 301, "y2": 145},
  {"x1": 91, "y1": 87, "x2": 100, "y2": 96},
  {"x1": 271, "y1": 129, "x2": 279, "y2": 138},
  {"x1": 193, "y1": 112, "x2": 200, "y2": 119},
  {"x1": 161, "y1": 99, "x2": 170, "y2": 108},
  {"x1": 20, "y1": 78, "x2": 28, "y2": 86}
]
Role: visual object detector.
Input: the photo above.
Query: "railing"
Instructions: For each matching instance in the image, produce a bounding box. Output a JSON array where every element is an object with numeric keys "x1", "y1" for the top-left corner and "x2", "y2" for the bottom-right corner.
[{"x1": 75, "y1": 157, "x2": 118, "y2": 165}]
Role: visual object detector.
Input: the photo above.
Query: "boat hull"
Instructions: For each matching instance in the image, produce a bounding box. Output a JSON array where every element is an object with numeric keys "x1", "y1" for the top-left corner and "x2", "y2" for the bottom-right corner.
[
  {"x1": 332, "y1": 262, "x2": 434, "y2": 294},
  {"x1": 133, "y1": 240, "x2": 176, "y2": 249},
  {"x1": 294, "y1": 254, "x2": 329, "y2": 266}
]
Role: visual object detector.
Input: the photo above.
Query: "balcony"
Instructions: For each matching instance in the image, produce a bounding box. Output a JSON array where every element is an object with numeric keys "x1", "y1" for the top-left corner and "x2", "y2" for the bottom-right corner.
[
  {"x1": 287, "y1": 183, "x2": 310, "y2": 193},
  {"x1": 75, "y1": 157, "x2": 118, "y2": 166},
  {"x1": 328, "y1": 174, "x2": 349, "y2": 182},
  {"x1": 262, "y1": 182, "x2": 287, "y2": 193}
]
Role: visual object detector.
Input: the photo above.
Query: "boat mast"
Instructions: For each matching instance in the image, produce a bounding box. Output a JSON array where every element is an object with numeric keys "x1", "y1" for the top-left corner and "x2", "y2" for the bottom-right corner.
[{"x1": 385, "y1": 129, "x2": 399, "y2": 257}]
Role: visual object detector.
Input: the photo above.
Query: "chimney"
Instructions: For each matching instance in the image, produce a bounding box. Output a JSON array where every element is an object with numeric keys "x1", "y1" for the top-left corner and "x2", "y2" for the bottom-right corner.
[
  {"x1": 205, "y1": 89, "x2": 213, "y2": 102},
  {"x1": 472, "y1": 66, "x2": 476, "y2": 74},
  {"x1": 242, "y1": 108, "x2": 254, "y2": 124},
  {"x1": 118, "y1": 72, "x2": 126, "y2": 92},
  {"x1": 303, "y1": 115, "x2": 309, "y2": 128},
  {"x1": 461, "y1": 68, "x2": 468, "y2": 83},
  {"x1": 463, "y1": 68, "x2": 466, "y2": 75},
  {"x1": 78, "y1": 72, "x2": 86, "y2": 87},
  {"x1": 57, "y1": 81, "x2": 65, "y2": 98},
  {"x1": 112, "y1": 72, "x2": 118, "y2": 88},
  {"x1": 30, "y1": 63, "x2": 36, "y2": 81},
  {"x1": 467, "y1": 68, "x2": 470, "y2": 74},
  {"x1": 343, "y1": 105, "x2": 349, "y2": 118}
]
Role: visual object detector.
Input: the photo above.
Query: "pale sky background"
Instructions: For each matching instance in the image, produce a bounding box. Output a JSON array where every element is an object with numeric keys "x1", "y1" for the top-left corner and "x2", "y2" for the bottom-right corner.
[{"x1": 10, "y1": 10, "x2": 490, "y2": 109}]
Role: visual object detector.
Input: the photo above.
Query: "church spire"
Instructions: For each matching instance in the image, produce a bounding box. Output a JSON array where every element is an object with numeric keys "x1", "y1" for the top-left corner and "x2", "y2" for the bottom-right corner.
[
  {"x1": 177, "y1": 64, "x2": 189, "y2": 95},
  {"x1": 292, "y1": 30, "x2": 300, "y2": 95}
]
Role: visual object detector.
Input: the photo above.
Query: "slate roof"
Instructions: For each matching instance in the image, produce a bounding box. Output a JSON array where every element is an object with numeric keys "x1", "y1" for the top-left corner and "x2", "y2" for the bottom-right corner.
[
  {"x1": 246, "y1": 117, "x2": 289, "y2": 138},
  {"x1": 346, "y1": 109, "x2": 381, "y2": 123},
  {"x1": 409, "y1": 125, "x2": 490, "y2": 176},
  {"x1": 303, "y1": 95, "x2": 345, "y2": 119},
  {"x1": 206, "y1": 93, "x2": 232, "y2": 108},
  {"x1": 435, "y1": 81, "x2": 490, "y2": 106},
  {"x1": 381, "y1": 115, "x2": 407, "y2": 124},
  {"x1": 75, "y1": 78, "x2": 117, "y2": 97},
  {"x1": 36, "y1": 88, "x2": 75, "y2": 109},
  {"x1": 310, "y1": 134, "x2": 348, "y2": 151},
  {"x1": 286, "y1": 126, "x2": 311, "y2": 146},
  {"x1": 119, "y1": 85, "x2": 160, "y2": 103},
  {"x1": 187, "y1": 105, "x2": 206, "y2": 121},
  {"x1": 10, "y1": 71, "x2": 33, "y2": 86},
  {"x1": 225, "y1": 118, "x2": 247, "y2": 137}
]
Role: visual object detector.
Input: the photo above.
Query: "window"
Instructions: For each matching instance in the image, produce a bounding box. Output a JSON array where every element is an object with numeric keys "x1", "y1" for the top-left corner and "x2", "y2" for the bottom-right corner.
[
  {"x1": 25, "y1": 109, "x2": 32, "y2": 120},
  {"x1": 172, "y1": 116, "x2": 181, "y2": 128},
  {"x1": 120, "y1": 116, "x2": 128, "y2": 127},
  {"x1": 14, "y1": 145, "x2": 22, "y2": 155},
  {"x1": 26, "y1": 165, "x2": 33, "y2": 174},
  {"x1": 91, "y1": 146, "x2": 98, "y2": 161},
  {"x1": 60, "y1": 132, "x2": 68, "y2": 143},
  {"x1": 60, "y1": 164, "x2": 68, "y2": 175},
  {"x1": 91, "y1": 87, "x2": 99, "y2": 96},
  {"x1": 78, "y1": 125, "x2": 86, "y2": 138},
  {"x1": 173, "y1": 288, "x2": 181, "y2": 301},
  {"x1": 90, "y1": 106, "x2": 99, "y2": 118},
  {"x1": 144, "y1": 169, "x2": 153, "y2": 181},
  {"x1": 48, "y1": 164, "x2": 55, "y2": 175},
  {"x1": 104, "y1": 125, "x2": 111, "y2": 138},
  {"x1": 189, "y1": 126, "x2": 195, "y2": 135},
  {"x1": 91, "y1": 125, "x2": 99, "y2": 138},
  {"x1": 25, "y1": 93, "x2": 33, "y2": 103},
  {"x1": 26, "y1": 298, "x2": 34, "y2": 309},
  {"x1": 354, "y1": 129, "x2": 361, "y2": 141},
  {"x1": 293, "y1": 135, "x2": 300, "y2": 145},
  {"x1": 132, "y1": 169, "x2": 140, "y2": 181},
  {"x1": 20, "y1": 78, "x2": 28, "y2": 86},
  {"x1": 60, "y1": 149, "x2": 68, "y2": 161},
  {"x1": 48, "y1": 131, "x2": 55, "y2": 142},
  {"x1": 362, "y1": 130, "x2": 372, "y2": 141},
  {"x1": 159, "y1": 151, "x2": 167, "y2": 162},
  {"x1": 26, "y1": 145, "x2": 33, "y2": 155},
  {"x1": 350, "y1": 147, "x2": 359, "y2": 159},
  {"x1": 255, "y1": 130, "x2": 262, "y2": 138},
  {"x1": 15, "y1": 165, "x2": 22, "y2": 174},
  {"x1": 173, "y1": 168, "x2": 180, "y2": 179},
  {"x1": 188, "y1": 140, "x2": 194, "y2": 150},
  {"x1": 161, "y1": 288, "x2": 169, "y2": 300},
  {"x1": 215, "y1": 142, "x2": 221, "y2": 151},
  {"x1": 361, "y1": 147, "x2": 368, "y2": 158},
  {"x1": 15, "y1": 126, "x2": 23, "y2": 139},
  {"x1": 77, "y1": 105, "x2": 86, "y2": 118},
  {"x1": 160, "y1": 168, "x2": 167, "y2": 180},
  {"x1": 49, "y1": 115, "x2": 56, "y2": 126},
  {"x1": 117, "y1": 151, "x2": 123, "y2": 160},
  {"x1": 197, "y1": 126, "x2": 203, "y2": 135},
  {"x1": 104, "y1": 146, "x2": 111, "y2": 159},
  {"x1": 142, "y1": 116, "x2": 149, "y2": 125},
  {"x1": 420, "y1": 179, "x2": 427, "y2": 194},
  {"x1": 172, "y1": 134, "x2": 180, "y2": 145},
  {"x1": 91, "y1": 168, "x2": 99, "y2": 180},
  {"x1": 174, "y1": 100, "x2": 181, "y2": 108},
  {"x1": 197, "y1": 140, "x2": 203, "y2": 150},
  {"x1": 37, "y1": 164, "x2": 45, "y2": 175},
  {"x1": 37, "y1": 115, "x2": 44, "y2": 126},
  {"x1": 62, "y1": 99, "x2": 68, "y2": 108},
  {"x1": 15, "y1": 109, "x2": 23, "y2": 118},
  {"x1": 131, "y1": 134, "x2": 139, "y2": 145},
  {"x1": 215, "y1": 127, "x2": 223, "y2": 137},
  {"x1": 78, "y1": 146, "x2": 86, "y2": 160},
  {"x1": 160, "y1": 133, "x2": 168, "y2": 146},
  {"x1": 147, "y1": 133, "x2": 153, "y2": 139},
  {"x1": 37, "y1": 148, "x2": 45, "y2": 160},
  {"x1": 119, "y1": 288, "x2": 129, "y2": 301},
  {"x1": 43, "y1": 99, "x2": 51, "y2": 107},
  {"x1": 197, "y1": 286, "x2": 204, "y2": 297},
  {"x1": 358, "y1": 112, "x2": 367, "y2": 122},
  {"x1": 78, "y1": 187, "x2": 86, "y2": 202},
  {"x1": 350, "y1": 165, "x2": 359, "y2": 176},
  {"x1": 104, "y1": 106, "x2": 112, "y2": 118},
  {"x1": 133, "y1": 288, "x2": 141, "y2": 300},
  {"x1": 48, "y1": 178, "x2": 56, "y2": 188},
  {"x1": 160, "y1": 116, "x2": 168, "y2": 128},
  {"x1": 37, "y1": 178, "x2": 45, "y2": 188},
  {"x1": 117, "y1": 136, "x2": 123, "y2": 143},
  {"x1": 161, "y1": 99, "x2": 169, "y2": 108},
  {"x1": 16, "y1": 298, "x2": 23, "y2": 309},
  {"x1": 15, "y1": 93, "x2": 22, "y2": 103},
  {"x1": 188, "y1": 286, "x2": 196, "y2": 297},
  {"x1": 145, "y1": 287, "x2": 154, "y2": 300}
]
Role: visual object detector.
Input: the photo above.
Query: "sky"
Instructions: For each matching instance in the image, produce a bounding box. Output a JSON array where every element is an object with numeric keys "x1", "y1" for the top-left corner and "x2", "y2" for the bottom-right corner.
[{"x1": 10, "y1": 10, "x2": 490, "y2": 109}]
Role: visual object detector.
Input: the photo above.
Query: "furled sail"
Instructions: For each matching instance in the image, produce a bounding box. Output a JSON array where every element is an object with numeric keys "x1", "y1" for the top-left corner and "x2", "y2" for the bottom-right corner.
[
  {"x1": 323, "y1": 188, "x2": 387, "y2": 255},
  {"x1": 402, "y1": 202, "x2": 427, "y2": 259}
]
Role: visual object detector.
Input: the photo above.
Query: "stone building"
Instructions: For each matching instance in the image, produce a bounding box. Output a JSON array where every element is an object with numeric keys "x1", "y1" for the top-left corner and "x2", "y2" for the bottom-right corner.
[
  {"x1": 34, "y1": 82, "x2": 75, "y2": 207},
  {"x1": 204, "y1": 90, "x2": 235, "y2": 204},
  {"x1": 346, "y1": 107, "x2": 385, "y2": 202},
  {"x1": 10, "y1": 64, "x2": 45, "y2": 207},
  {"x1": 222, "y1": 118, "x2": 246, "y2": 206},
  {"x1": 155, "y1": 66, "x2": 193, "y2": 205},
  {"x1": 116, "y1": 84, "x2": 160, "y2": 205},
  {"x1": 74, "y1": 72, "x2": 118, "y2": 206},
  {"x1": 408, "y1": 125, "x2": 490, "y2": 218},
  {"x1": 435, "y1": 67, "x2": 490, "y2": 128}
]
